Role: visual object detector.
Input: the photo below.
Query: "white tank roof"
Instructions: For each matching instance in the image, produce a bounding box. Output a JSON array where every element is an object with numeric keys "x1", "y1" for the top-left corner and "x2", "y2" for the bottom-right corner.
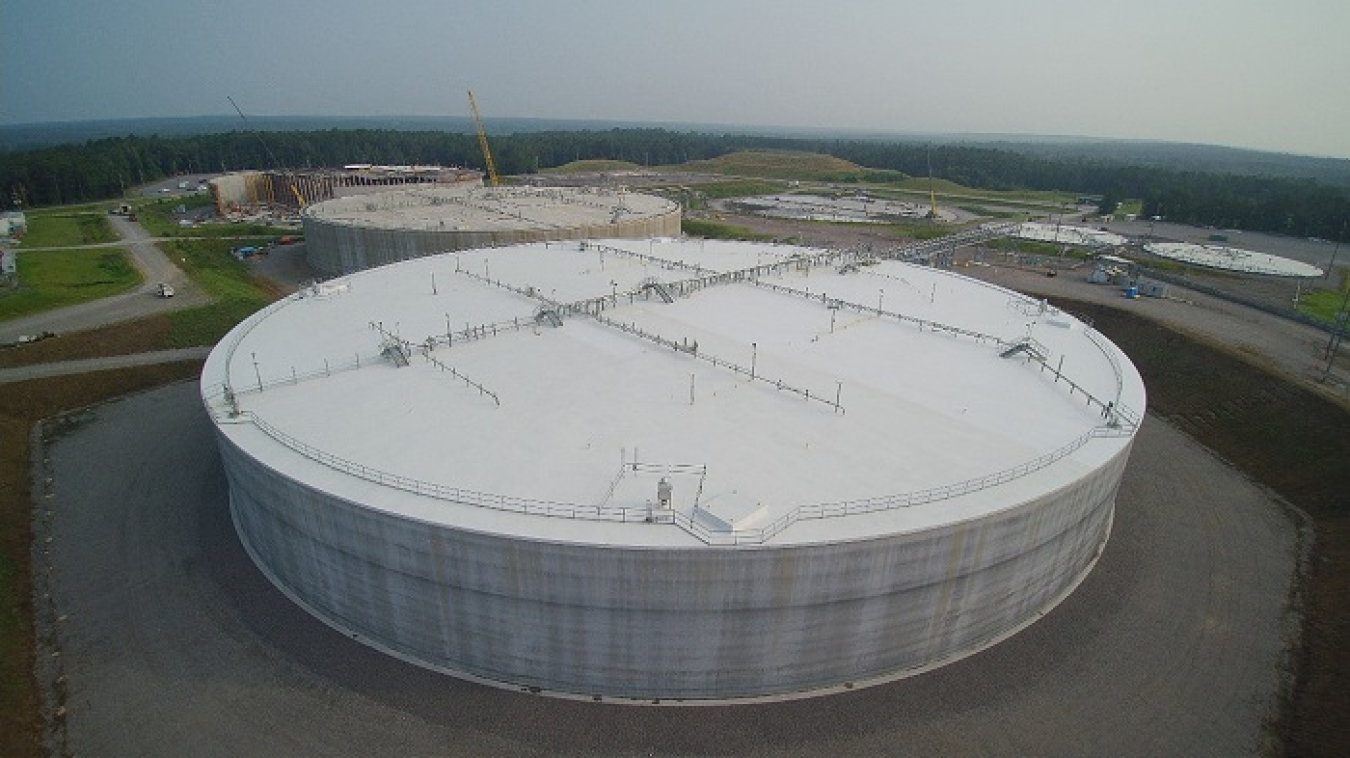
[
  {"x1": 1144, "y1": 241, "x2": 1323, "y2": 277},
  {"x1": 202, "y1": 238, "x2": 1144, "y2": 548},
  {"x1": 302, "y1": 185, "x2": 678, "y2": 232},
  {"x1": 1018, "y1": 222, "x2": 1128, "y2": 247}
]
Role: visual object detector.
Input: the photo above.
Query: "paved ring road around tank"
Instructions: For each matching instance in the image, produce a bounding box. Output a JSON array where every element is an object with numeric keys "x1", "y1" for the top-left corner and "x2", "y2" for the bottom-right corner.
[{"x1": 33, "y1": 380, "x2": 1300, "y2": 757}]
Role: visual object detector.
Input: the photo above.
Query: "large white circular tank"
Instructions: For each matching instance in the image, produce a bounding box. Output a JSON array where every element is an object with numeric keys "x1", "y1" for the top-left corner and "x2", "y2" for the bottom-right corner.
[
  {"x1": 1143, "y1": 241, "x2": 1323, "y2": 277},
  {"x1": 201, "y1": 236, "x2": 1145, "y2": 702},
  {"x1": 301, "y1": 186, "x2": 681, "y2": 275}
]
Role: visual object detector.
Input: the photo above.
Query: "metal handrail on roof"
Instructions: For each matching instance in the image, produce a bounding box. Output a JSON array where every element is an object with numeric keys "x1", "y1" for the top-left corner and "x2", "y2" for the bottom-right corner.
[
  {"x1": 212, "y1": 402, "x2": 1135, "y2": 547},
  {"x1": 208, "y1": 229, "x2": 1140, "y2": 545}
]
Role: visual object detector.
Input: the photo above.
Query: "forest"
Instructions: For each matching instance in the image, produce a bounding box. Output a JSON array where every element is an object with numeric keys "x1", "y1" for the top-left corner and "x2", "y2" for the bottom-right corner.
[{"x1": 2, "y1": 127, "x2": 1347, "y2": 242}]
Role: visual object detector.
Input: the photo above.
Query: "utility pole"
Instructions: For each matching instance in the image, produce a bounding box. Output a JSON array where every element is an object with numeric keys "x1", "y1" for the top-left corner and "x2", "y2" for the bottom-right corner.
[
  {"x1": 1325, "y1": 221, "x2": 1346, "y2": 280},
  {"x1": 1322, "y1": 283, "x2": 1350, "y2": 382}
]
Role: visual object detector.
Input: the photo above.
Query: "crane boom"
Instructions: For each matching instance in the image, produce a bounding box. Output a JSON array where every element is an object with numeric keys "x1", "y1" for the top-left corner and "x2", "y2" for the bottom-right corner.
[
  {"x1": 467, "y1": 90, "x2": 501, "y2": 187},
  {"x1": 229, "y1": 95, "x2": 307, "y2": 209}
]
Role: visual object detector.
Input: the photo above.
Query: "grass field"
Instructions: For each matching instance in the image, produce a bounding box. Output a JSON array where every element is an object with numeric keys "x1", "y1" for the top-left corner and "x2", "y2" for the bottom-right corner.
[
  {"x1": 137, "y1": 196, "x2": 286, "y2": 239},
  {"x1": 0, "y1": 249, "x2": 142, "y2": 321},
  {"x1": 13, "y1": 213, "x2": 117, "y2": 249},
  {"x1": 0, "y1": 237, "x2": 280, "y2": 368},
  {"x1": 985, "y1": 238, "x2": 1073, "y2": 257},
  {"x1": 1296, "y1": 272, "x2": 1349, "y2": 323},
  {"x1": 673, "y1": 151, "x2": 910, "y2": 184},
  {"x1": 681, "y1": 218, "x2": 774, "y2": 241},
  {"x1": 688, "y1": 180, "x2": 785, "y2": 202},
  {"x1": 542, "y1": 160, "x2": 644, "y2": 173},
  {"x1": 667, "y1": 151, "x2": 1086, "y2": 215},
  {"x1": 114, "y1": 198, "x2": 287, "y2": 347},
  {"x1": 955, "y1": 205, "x2": 1027, "y2": 220},
  {"x1": 158, "y1": 235, "x2": 280, "y2": 347},
  {"x1": 872, "y1": 180, "x2": 1078, "y2": 211}
]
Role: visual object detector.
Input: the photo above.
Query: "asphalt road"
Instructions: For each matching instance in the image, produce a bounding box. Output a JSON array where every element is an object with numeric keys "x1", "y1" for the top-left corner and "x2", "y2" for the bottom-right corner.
[
  {"x1": 0, "y1": 215, "x2": 208, "y2": 343},
  {"x1": 0, "y1": 347, "x2": 212, "y2": 384},
  {"x1": 35, "y1": 382, "x2": 1301, "y2": 757}
]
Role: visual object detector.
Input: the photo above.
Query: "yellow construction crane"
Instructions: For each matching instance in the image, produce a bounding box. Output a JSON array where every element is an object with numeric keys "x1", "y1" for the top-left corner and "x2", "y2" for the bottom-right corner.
[{"x1": 467, "y1": 90, "x2": 501, "y2": 187}]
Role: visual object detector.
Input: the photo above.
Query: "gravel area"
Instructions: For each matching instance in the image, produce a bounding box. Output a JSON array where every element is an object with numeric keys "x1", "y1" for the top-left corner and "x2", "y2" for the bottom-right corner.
[{"x1": 34, "y1": 382, "x2": 1301, "y2": 757}]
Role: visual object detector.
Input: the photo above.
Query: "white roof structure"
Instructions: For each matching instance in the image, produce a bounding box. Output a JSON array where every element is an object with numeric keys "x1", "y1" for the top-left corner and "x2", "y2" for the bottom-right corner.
[
  {"x1": 1017, "y1": 222, "x2": 1127, "y2": 247},
  {"x1": 734, "y1": 193, "x2": 950, "y2": 223},
  {"x1": 1144, "y1": 241, "x2": 1323, "y2": 277},
  {"x1": 203, "y1": 238, "x2": 1143, "y2": 548}
]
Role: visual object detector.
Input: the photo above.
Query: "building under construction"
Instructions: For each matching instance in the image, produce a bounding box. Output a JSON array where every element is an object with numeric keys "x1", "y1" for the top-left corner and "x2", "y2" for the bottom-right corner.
[{"x1": 209, "y1": 165, "x2": 483, "y2": 216}]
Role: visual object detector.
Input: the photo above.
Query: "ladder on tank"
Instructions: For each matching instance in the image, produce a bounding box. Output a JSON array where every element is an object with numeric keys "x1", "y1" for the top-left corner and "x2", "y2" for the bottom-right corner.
[
  {"x1": 380, "y1": 338, "x2": 411, "y2": 367},
  {"x1": 640, "y1": 277, "x2": 675, "y2": 304},
  {"x1": 999, "y1": 338, "x2": 1047, "y2": 362},
  {"x1": 534, "y1": 305, "x2": 563, "y2": 328}
]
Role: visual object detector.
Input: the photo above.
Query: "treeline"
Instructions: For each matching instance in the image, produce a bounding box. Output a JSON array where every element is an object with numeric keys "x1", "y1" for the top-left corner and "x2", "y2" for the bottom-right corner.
[
  {"x1": 2, "y1": 128, "x2": 1346, "y2": 241},
  {"x1": 1136, "y1": 174, "x2": 1350, "y2": 237}
]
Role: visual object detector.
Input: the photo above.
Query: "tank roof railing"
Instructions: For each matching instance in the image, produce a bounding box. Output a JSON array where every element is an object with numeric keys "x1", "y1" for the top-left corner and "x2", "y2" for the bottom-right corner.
[
  {"x1": 207, "y1": 234, "x2": 1139, "y2": 545},
  {"x1": 210, "y1": 401, "x2": 1136, "y2": 548},
  {"x1": 879, "y1": 222, "x2": 1019, "y2": 265},
  {"x1": 590, "y1": 310, "x2": 847, "y2": 415},
  {"x1": 746, "y1": 277, "x2": 1136, "y2": 429}
]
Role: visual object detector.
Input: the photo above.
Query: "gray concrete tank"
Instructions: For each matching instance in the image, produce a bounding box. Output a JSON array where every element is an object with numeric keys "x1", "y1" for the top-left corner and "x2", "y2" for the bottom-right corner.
[
  {"x1": 202, "y1": 238, "x2": 1145, "y2": 702},
  {"x1": 301, "y1": 186, "x2": 682, "y2": 275}
]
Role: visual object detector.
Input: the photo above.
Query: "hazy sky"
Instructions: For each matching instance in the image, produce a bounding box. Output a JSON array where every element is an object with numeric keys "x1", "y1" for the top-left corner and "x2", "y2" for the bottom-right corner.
[{"x1": 4, "y1": 0, "x2": 1349, "y2": 158}]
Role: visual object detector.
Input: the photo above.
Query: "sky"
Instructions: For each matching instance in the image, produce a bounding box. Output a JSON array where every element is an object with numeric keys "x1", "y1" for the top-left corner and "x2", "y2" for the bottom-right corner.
[{"x1": 3, "y1": 0, "x2": 1349, "y2": 158}]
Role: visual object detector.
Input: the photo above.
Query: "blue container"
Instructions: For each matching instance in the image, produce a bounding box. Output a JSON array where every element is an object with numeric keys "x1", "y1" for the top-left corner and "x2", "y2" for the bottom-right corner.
[{"x1": 1125, "y1": 286, "x2": 1138, "y2": 299}]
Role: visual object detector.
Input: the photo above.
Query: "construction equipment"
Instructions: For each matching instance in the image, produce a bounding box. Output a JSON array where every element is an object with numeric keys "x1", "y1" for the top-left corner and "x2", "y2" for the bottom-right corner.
[
  {"x1": 228, "y1": 95, "x2": 307, "y2": 209},
  {"x1": 467, "y1": 90, "x2": 501, "y2": 187}
]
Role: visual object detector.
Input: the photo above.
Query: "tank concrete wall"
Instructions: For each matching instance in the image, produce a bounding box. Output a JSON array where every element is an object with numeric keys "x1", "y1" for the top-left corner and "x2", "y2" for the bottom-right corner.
[
  {"x1": 218, "y1": 428, "x2": 1129, "y2": 701},
  {"x1": 302, "y1": 209, "x2": 683, "y2": 275}
]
